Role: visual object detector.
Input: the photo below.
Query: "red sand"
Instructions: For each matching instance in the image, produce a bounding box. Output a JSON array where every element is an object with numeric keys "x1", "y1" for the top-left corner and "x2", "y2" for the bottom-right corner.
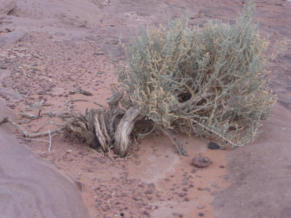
[{"x1": 1, "y1": 0, "x2": 291, "y2": 217}]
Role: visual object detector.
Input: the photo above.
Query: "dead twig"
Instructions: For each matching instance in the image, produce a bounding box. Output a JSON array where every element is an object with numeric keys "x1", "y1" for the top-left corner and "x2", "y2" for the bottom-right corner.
[
  {"x1": 33, "y1": 120, "x2": 64, "y2": 133},
  {"x1": 158, "y1": 126, "x2": 187, "y2": 156},
  {"x1": 93, "y1": 102, "x2": 104, "y2": 108},
  {"x1": 41, "y1": 111, "x2": 57, "y2": 118},
  {"x1": 21, "y1": 137, "x2": 49, "y2": 143},
  {"x1": 48, "y1": 130, "x2": 52, "y2": 152},
  {"x1": 24, "y1": 100, "x2": 45, "y2": 111},
  {"x1": 0, "y1": 117, "x2": 64, "y2": 138},
  {"x1": 93, "y1": 111, "x2": 111, "y2": 152},
  {"x1": 65, "y1": 99, "x2": 89, "y2": 105},
  {"x1": 69, "y1": 88, "x2": 93, "y2": 96},
  {"x1": 33, "y1": 122, "x2": 49, "y2": 133},
  {"x1": 1, "y1": 117, "x2": 29, "y2": 136},
  {"x1": 24, "y1": 127, "x2": 64, "y2": 138},
  {"x1": 20, "y1": 112, "x2": 41, "y2": 120}
]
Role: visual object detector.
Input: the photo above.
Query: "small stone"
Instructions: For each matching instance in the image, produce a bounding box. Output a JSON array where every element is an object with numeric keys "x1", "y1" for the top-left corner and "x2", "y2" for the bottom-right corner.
[
  {"x1": 197, "y1": 204, "x2": 205, "y2": 209},
  {"x1": 145, "y1": 189, "x2": 153, "y2": 195},
  {"x1": 75, "y1": 181, "x2": 83, "y2": 192},
  {"x1": 178, "y1": 193, "x2": 186, "y2": 198},
  {"x1": 7, "y1": 103, "x2": 16, "y2": 109},
  {"x1": 198, "y1": 212, "x2": 204, "y2": 216},
  {"x1": 132, "y1": 196, "x2": 139, "y2": 201},
  {"x1": 208, "y1": 141, "x2": 220, "y2": 150},
  {"x1": 191, "y1": 169, "x2": 197, "y2": 174},
  {"x1": 172, "y1": 212, "x2": 183, "y2": 217},
  {"x1": 94, "y1": 52, "x2": 104, "y2": 55},
  {"x1": 39, "y1": 152, "x2": 48, "y2": 158},
  {"x1": 211, "y1": 182, "x2": 219, "y2": 188},
  {"x1": 146, "y1": 196, "x2": 152, "y2": 200},
  {"x1": 197, "y1": 187, "x2": 211, "y2": 192},
  {"x1": 189, "y1": 184, "x2": 194, "y2": 188},
  {"x1": 102, "y1": 205, "x2": 110, "y2": 211},
  {"x1": 66, "y1": 149, "x2": 72, "y2": 153},
  {"x1": 38, "y1": 90, "x2": 46, "y2": 95},
  {"x1": 143, "y1": 211, "x2": 150, "y2": 216},
  {"x1": 191, "y1": 154, "x2": 212, "y2": 168}
]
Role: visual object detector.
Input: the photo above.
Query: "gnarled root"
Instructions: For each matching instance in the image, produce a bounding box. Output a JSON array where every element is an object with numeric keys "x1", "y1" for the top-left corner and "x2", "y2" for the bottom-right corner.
[
  {"x1": 114, "y1": 106, "x2": 142, "y2": 157},
  {"x1": 93, "y1": 110, "x2": 111, "y2": 152},
  {"x1": 64, "y1": 93, "x2": 146, "y2": 156},
  {"x1": 63, "y1": 111, "x2": 99, "y2": 147},
  {"x1": 1, "y1": 91, "x2": 157, "y2": 157}
]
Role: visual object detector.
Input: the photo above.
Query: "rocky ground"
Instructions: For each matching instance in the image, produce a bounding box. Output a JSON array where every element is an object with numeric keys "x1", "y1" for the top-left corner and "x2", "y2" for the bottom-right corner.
[{"x1": 0, "y1": 0, "x2": 291, "y2": 218}]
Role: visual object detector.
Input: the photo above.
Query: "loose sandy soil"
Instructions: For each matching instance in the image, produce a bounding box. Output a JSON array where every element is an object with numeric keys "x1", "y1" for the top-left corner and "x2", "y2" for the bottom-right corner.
[{"x1": 0, "y1": 0, "x2": 291, "y2": 218}]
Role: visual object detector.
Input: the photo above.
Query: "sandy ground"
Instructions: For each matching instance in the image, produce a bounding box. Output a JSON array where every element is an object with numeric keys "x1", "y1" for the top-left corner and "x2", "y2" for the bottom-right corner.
[{"x1": 0, "y1": 0, "x2": 291, "y2": 218}]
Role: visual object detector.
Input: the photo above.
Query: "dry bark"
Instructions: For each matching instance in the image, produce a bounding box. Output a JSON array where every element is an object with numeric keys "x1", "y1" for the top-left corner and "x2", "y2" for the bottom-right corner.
[{"x1": 114, "y1": 106, "x2": 142, "y2": 157}]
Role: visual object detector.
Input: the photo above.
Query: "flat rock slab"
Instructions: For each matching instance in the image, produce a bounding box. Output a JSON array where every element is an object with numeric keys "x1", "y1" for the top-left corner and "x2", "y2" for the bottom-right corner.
[
  {"x1": 213, "y1": 105, "x2": 291, "y2": 218},
  {"x1": 0, "y1": 0, "x2": 16, "y2": 16},
  {"x1": 0, "y1": 103, "x2": 90, "y2": 218},
  {"x1": 0, "y1": 31, "x2": 26, "y2": 48}
]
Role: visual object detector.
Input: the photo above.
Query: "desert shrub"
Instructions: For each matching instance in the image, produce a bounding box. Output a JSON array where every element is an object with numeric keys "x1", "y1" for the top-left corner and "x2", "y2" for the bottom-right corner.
[{"x1": 118, "y1": 1, "x2": 276, "y2": 148}]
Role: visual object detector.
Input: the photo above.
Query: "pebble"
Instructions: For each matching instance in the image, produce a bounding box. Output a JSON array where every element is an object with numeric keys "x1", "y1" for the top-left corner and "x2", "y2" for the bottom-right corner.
[
  {"x1": 75, "y1": 181, "x2": 83, "y2": 192},
  {"x1": 197, "y1": 204, "x2": 205, "y2": 209},
  {"x1": 94, "y1": 52, "x2": 104, "y2": 55},
  {"x1": 191, "y1": 154, "x2": 212, "y2": 168},
  {"x1": 208, "y1": 141, "x2": 220, "y2": 150}
]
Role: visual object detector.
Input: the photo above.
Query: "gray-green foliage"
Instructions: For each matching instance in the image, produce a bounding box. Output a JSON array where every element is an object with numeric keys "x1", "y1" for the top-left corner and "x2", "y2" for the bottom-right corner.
[{"x1": 118, "y1": 1, "x2": 276, "y2": 147}]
